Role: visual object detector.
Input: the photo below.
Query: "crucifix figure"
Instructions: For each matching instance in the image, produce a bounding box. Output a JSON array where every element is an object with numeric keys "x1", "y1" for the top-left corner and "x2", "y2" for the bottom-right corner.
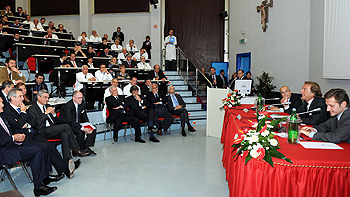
[{"x1": 257, "y1": 0, "x2": 273, "y2": 32}]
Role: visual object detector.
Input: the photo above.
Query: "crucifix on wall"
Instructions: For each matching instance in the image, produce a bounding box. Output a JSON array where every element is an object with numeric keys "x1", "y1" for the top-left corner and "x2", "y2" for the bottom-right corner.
[{"x1": 256, "y1": 0, "x2": 273, "y2": 32}]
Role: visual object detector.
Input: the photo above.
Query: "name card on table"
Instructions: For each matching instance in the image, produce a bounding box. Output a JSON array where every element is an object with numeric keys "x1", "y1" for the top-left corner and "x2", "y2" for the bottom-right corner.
[{"x1": 300, "y1": 142, "x2": 344, "y2": 150}]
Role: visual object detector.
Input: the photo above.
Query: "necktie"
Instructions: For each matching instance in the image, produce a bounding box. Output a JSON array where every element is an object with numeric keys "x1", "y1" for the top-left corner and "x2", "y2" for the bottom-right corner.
[
  {"x1": 128, "y1": 62, "x2": 131, "y2": 68},
  {"x1": 85, "y1": 75, "x2": 87, "y2": 79},
  {"x1": 172, "y1": 94, "x2": 179, "y2": 106},
  {"x1": 43, "y1": 106, "x2": 54, "y2": 126},
  {"x1": 212, "y1": 75, "x2": 215, "y2": 81},
  {"x1": 76, "y1": 106, "x2": 79, "y2": 123},
  {"x1": 16, "y1": 108, "x2": 21, "y2": 114},
  {"x1": 0, "y1": 117, "x2": 10, "y2": 136},
  {"x1": 72, "y1": 61, "x2": 76, "y2": 68},
  {"x1": 156, "y1": 94, "x2": 159, "y2": 99},
  {"x1": 116, "y1": 96, "x2": 119, "y2": 102},
  {"x1": 9, "y1": 72, "x2": 11, "y2": 80}
]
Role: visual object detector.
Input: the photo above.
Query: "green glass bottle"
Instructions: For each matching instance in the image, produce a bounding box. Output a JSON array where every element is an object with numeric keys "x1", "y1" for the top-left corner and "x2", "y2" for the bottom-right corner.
[{"x1": 288, "y1": 108, "x2": 299, "y2": 144}]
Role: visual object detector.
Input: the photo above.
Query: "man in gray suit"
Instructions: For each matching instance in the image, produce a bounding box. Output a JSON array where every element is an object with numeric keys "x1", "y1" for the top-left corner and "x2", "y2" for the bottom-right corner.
[{"x1": 301, "y1": 88, "x2": 350, "y2": 143}]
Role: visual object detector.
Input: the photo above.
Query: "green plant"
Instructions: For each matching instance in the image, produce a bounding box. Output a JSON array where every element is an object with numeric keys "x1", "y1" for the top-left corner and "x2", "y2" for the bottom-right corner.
[{"x1": 255, "y1": 71, "x2": 276, "y2": 98}]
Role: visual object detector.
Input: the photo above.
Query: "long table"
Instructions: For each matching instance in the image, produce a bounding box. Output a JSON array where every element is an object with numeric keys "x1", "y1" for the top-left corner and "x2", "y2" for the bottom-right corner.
[{"x1": 221, "y1": 104, "x2": 350, "y2": 197}]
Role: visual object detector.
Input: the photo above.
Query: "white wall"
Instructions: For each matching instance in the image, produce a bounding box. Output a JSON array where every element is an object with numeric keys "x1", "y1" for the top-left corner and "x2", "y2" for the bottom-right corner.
[{"x1": 229, "y1": 0, "x2": 311, "y2": 93}]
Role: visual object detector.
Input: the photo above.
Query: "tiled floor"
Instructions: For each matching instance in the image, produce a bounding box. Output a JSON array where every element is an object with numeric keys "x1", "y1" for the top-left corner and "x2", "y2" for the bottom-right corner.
[{"x1": 0, "y1": 126, "x2": 229, "y2": 196}]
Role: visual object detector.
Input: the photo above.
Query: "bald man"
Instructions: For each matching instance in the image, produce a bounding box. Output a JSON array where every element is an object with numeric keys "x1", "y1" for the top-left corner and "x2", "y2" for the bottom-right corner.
[{"x1": 271, "y1": 86, "x2": 302, "y2": 114}]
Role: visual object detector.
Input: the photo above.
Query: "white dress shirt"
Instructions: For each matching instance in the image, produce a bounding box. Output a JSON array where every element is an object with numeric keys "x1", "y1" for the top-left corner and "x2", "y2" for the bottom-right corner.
[
  {"x1": 104, "y1": 87, "x2": 123, "y2": 102},
  {"x1": 89, "y1": 35, "x2": 102, "y2": 42},
  {"x1": 44, "y1": 34, "x2": 58, "y2": 39},
  {"x1": 95, "y1": 70, "x2": 113, "y2": 81},
  {"x1": 123, "y1": 83, "x2": 141, "y2": 97},
  {"x1": 30, "y1": 23, "x2": 44, "y2": 31},
  {"x1": 117, "y1": 53, "x2": 127, "y2": 65},
  {"x1": 125, "y1": 44, "x2": 138, "y2": 52},
  {"x1": 137, "y1": 62, "x2": 152, "y2": 69},
  {"x1": 74, "y1": 72, "x2": 95, "y2": 91},
  {"x1": 132, "y1": 52, "x2": 148, "y2": 60},
  {"x1": 111, "y1": 44, "x2": 122, "y2": 50},
  {"x1": 77, "y1": 36, "x2": 90, "y2": 42}
]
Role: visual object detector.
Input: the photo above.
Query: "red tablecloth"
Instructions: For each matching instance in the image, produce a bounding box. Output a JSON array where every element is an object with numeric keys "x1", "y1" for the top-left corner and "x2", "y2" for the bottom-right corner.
[{"x1": 221, "y1": 104, "x2": 350, "y2": 197}]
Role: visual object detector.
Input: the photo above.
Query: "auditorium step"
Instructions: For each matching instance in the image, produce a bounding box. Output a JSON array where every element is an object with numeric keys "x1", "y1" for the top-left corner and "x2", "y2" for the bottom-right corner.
[
  {"x1": 167, "y1": 75, "x2": 183, "y2": 80},
  {"x1": 164, "y1": 71, "x2": 179, "y2": 76},
  {"x1": 172, "y1": 85, "x2": 188, "y2": 90}
]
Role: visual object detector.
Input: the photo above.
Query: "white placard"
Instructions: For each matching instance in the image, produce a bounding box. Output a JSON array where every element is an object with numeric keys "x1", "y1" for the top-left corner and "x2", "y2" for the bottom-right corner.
[{"x1": 300, "y1": 142, "x2": 343, "y2": 150}]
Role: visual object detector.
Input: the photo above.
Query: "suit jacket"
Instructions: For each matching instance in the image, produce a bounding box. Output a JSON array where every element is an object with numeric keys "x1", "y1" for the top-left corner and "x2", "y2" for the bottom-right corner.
[
  {"x1": 146, "y1": 91, "x2": 168, "y2": 109},
  {"x1": 27, "y1": 102, "x2": 58, "y2": 134},
  {"x1": 0, "y1": 67, "x2": 26, "y2": 84},
  {"x1": 122, "y1": 60, "x2": 137, "y2": 68},
  {"x1": 167, "y1": 93, "x2": 186, "y2": 114},
  {"x1": 52, "y1": 58, "x2": 68, "y2": 68},
  {"x1": 105, "y1": 95, "x2": 127, "y2": 123},
  {"x1": 296, "y1": 97, "x2": 329, "y2": 126},
  {"x1": 59, "y1": 100, "x2": 89, "y2": 131},
  {"x1": 3, "y1": 104, "x2": 37, "y2": 136},
  {"x1": 146, "y1": 70, "x2": 166, "y2": 80},
  {"x1": 68, "y1": 60, "x2": 82, "y2": 68},
  {"x1": 0, "y1": 91, "x2": 9, "y2": 109},
  {"x1": 126, "y1": 95, "x2": 150, "y2": 115},
  {"x1": 31, "y1": 81, "x2": 48, "y2": 93},
  {"x1": 216, "y1": 75, "x2": 228, "y2": 88},
  {"x1": 0, "y1": 115, "x2": 21, "y2": 165},
  {"x1": 98, "y1": 51, "x2": 113, "y2": 57},
  {"x1": 313, "y1": 108, "x2": 350, "y2": 143},
  {"x1": 207, "y1": 74, "x2": 221, "y2": 88},
  {"x1": 112, "y1": 31, "x2": 124, "y2": 43},
  {"x1": 141, "y1": 85, "x2": 151, "y2": 96},
  {"x1": 284, "y1": 93, "x2": 302, "y2": 114}
]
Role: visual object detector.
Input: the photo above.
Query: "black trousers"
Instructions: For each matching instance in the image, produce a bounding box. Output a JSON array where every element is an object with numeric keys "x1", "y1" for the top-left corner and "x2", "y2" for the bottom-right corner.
[
  {"x1": 18, "y1": 143, "x2": 51, "y2": 189},
  {"x1": 112, "y1": 114, "x2": 141, "y2": 138},
  {"x1": 153, "y1": 106, "x2": 174, "y2": 131},
  {"x1": 171, "y1": 108, "x2": 189, "y2": 128},
  {"x1": 71, "y1": 126, "x2": 96, "y2": 151},
  {"x1": 165, "y1": 60, "x2": 177, "y2": 71},
  {"x1": 25, "y1": 133, "x2": 66, "y2": 174},
  {"x1": 40, "y1": 124, "x2": 79, "y2": 159}
]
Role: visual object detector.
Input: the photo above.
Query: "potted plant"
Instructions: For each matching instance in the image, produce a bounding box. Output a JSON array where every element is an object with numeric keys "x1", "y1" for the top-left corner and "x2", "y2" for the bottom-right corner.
[{"x1": 255, "y1": 71, "x2": 276, "y2": 98}]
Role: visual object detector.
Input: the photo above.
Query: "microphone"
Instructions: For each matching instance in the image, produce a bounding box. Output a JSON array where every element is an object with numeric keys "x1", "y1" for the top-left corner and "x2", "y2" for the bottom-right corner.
[
  {"x1": 268, "y1": 102, "x2": 291, "y2": 107},
  {"x1": 264, "y1": 98, "x2": 281, "y2": 101},
  {"x1": 297, "y1": 108, "x2": 321, "y2": 115}
]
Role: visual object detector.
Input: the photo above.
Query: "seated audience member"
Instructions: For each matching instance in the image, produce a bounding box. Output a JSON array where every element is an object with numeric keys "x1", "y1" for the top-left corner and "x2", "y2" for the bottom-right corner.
[
  {"x1": 74, "y1": 65, "x2": 96, "y2": 91},
  {"x1": 103, "y1": 34, "x2": 111, "y2": 42},
  {"x1": 141, "y1": 78, "x2": 152, "y2": 96},
  {"x1": 104, "y1": 78, "x2": 123, "y2": 102},
  {"x1": 108, "y1": 57, "x2": 118, "y2": 72},
  {"x1": 0, "y1": 57, "x2": 26, "y2": 85},
  {"x1": 127, "y1": 85, "x2": 159, "y2": 142},
  {"x1": 9, "y1": 19, "x2": 23, "y2": 28},
  {"x1": 22, "y1": 15, "x2": 32, "y2": 24},
  {"x1": 167, "y1": 85, "x2": 196, "y2": 137},
  {"x1": 58, "y1": 91, "x2": 97, "y2": 155},
  {"x1": 30, "y1": 18, "x2": 44, "y2": 31},
  {"x1": 112, "y1": 26, "x2": 124, "y2": 45},
  {"x1": 297, "y1": 81, "x2": 329, "y2": 125},
  {"x1": 87, "y1": 45, "x2": 96, "y2": 58},
  {"x1": 95, "y1": 64, "x2": 113, "y2": 81},
  {"x1": 89, "y1": 30, "x2": 102, "y2": 42},
  {"x1": 229, "y1": 72, "x2": 237, "y2": 85},
  {"x1": 73, "y1": 44, "x2": 87, "y2": 57},
  {"x1": 3, "y1": 33, "x2": 21, "y2": 58},
  {"x1": 87, "y1": 57, "x2": 94, "y2": 68},
  {"x1": 229, "y1": 69, "x2": 246, "y2": 90},
  {"x1": 32, "y1": 72, "x2": 48, "y2": 101},
  {"x1": 133, "y1": 49, "x2": 148, "y2": 61},
  {"x1": 77, "y1": 31, "x2": 89, "y2": 41},
  {"x1": 99, "y1": 47, "x2": 113, "y2": 58},
  {"x1": 50, "y1": 52, "x2": 73, "y2": 87},
  {"x1": 44, "y1": 28, "x2": 58, "y2": 39},
  {"x1": 117, "y1": 48, "x2": 128, "y2": 64},
  {"x1": 117, "y1": 65, "x2": 130, "y2": 80},
  {"x1": 15, "y1": 82, "x2": 32, "y2": 105},
  {"x1": 122, "y1": 54, "x2": 137, "y2": 68},
  {"x1": 0, "y1": 23, "x2": 7, "y2": 33},
  {"x1": 123, "y1": 76, "x2": 140, "y2": 96},
  {"x1": 57, "y1": 24, "x2": 67, "y2": 33},
  {"x1": 1, "y1": 5, "x2": 13, "y2": 16},
  {"x1": 47, "y1": 21, "x2": 56, "y2": 31},
  {"x1": 28, "y1": 90, "x2": 88, "y2": 158},
  {"x1": 0, "y1": 97, "x2": 58, "y2": 196},
  {"x1": 137, "y1": 56, "x2": 151, "y2": 69},
  {"x1": 40, "y1": 17, "x2": 46, "y2": 26},
  {"x1": 0, "y1": 16, "x2": 9, "y2": 27},
  {"x1": 146, "y1": 64, "x2": 167, "y2": 93},
  {"x1": 7, "y1": 89, "x2": 81, "y2": 180},
  {"x1": 141, "y1": 35, "x2": 152, "y2": 59},
  {"x1": 111, "y1": 39, "x2": 122, "y2": 50},
  {"x1": 68, "y1": 53, "x2": 81, "y2": 68},
  {"x1": 217, "y1": 69, "x2": 228, "y2": 88},
  {"x1": 98, "y1": 37, "x2": 109, "y2": 50},
  {"x1": 0, "y1": 80, "x2": 14, "y2": 108},
  {"x1": 270, "y1": 86, "x2": 302, "y2": 114},
  {"x1": 301, "y1": 89, "x2": 350, "y2": 143},
  {"x1": 80, "y1": 38, "x2": 88, "y2": 48},
  {"x1": 105, "y1": 86, "x2": 145, "y2": 143},
  {"x1": 246, "y1": 71, "x2": 254, "y2": 92},
  {"x1": 14, "y1": 7, "x2": 26, "y2": 18},
  {"x1": 147, "y1": 83, "x2": 174, "y2": 135},
  {"x1": 125, "y1": 39, "x2": 138, "y2": 52}
]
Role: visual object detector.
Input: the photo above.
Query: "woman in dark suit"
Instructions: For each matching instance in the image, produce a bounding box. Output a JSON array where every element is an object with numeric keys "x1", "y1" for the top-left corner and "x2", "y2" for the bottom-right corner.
[{"x1": 141, "y1": 35, "x2": 152, "y2": 59}]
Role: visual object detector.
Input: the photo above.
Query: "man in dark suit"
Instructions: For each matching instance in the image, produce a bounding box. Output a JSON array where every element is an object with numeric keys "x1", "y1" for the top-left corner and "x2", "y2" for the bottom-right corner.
[
  {"x1": 122, "y1": 54, "x2": 137, "y2": 68},
  {"x1": 127, "y1": 85, "x2": 159, "y2": 142},
  {"x1": 112, "y1": 27, "x2": 125, "y2": 45},
  {"x1": 98, "y1": 47, "x2": 113, "y2": 58},
  {"x1": 6, "y1": 89, "x2": 81, "y2": 179},
  {"x1": 50, "y1": 52, "x2": 74, "y2": 87},
  {"x1": 147, "y1": 83, "x2": 174, "y2": 135},
  {"x1": 14, "y1": 7, "x2": 26, "y2": 18},
  {"x1": 28, "y1": 90, "x2": 88, "y2": 159},
  {"x1": 229, "y1": 69, "x2": 247, "y2": 90},
  {"x1": 296, "y1": 81, "x2": 329, "y2": 126},
  {"x1": 207, "y1": 67, "x2": 220, "y2": 88},
  {"x1": 58, "y1": 91, "x2": 97, "y2": 155},
  {"x1": 67, "y1": 53, "x2": 82, "y2": 68},
  {"x1": 270, "y1": 86, "x2": 302, "y2": 114},
  {"x1": 31, "y1": 73, "x2": 48, "y2": 102},
  {"x1": 0, "y1": 80, "x2": 13, "y2": 108},
  {"x1": 146, "y1": 64, "x2": 167, "y2": 93},
  {"x1": 167, "y1": 86, "x2": 196, "y2": 137},
  {"x1": 301, "y1": 89, "x2": 350, "y2": 143},
  {"x1": 141, "y1": 78, "x2": 152, "y2": 96},
  {"x1": 217, "y1": 69, "x2": 228, "y2": 88},
  {"x1": 0, "y1": 92, "x2": 59, "y2": 196}
]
